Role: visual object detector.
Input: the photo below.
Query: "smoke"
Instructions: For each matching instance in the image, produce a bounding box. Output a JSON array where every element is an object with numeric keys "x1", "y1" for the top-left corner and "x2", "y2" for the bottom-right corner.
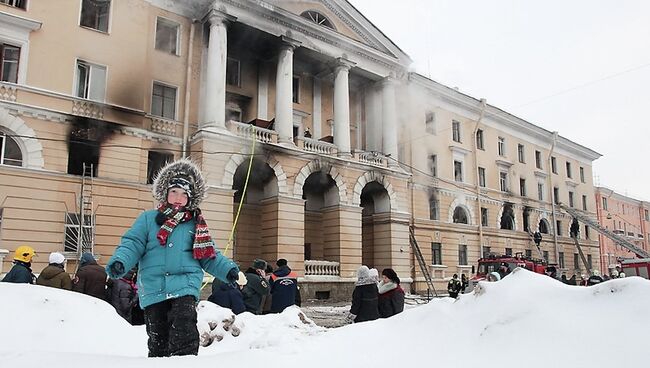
[{"x1": 66, "y1": 117, "x2": 118, "y2": 176}]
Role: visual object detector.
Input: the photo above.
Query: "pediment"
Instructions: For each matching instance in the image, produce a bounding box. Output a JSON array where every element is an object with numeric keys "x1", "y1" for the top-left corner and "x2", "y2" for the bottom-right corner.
[{"x1": 266, "y1": 0, "x2": 410, "y2": 64}]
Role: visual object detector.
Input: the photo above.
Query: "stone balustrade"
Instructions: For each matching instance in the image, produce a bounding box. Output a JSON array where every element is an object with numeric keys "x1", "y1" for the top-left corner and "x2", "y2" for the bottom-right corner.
[
  {"x1": 71, "y1": 99, "x2": 104, "y2": 119},
  {"x1": 149, "y1": 116, "x2": 181, "y2": 136},
  {"x1": 226, "y1": 120, "x2": 278, "y2": 143},
  {"x1": 355, "y1": 150, "x2": 388, "y2": 167},
  {"x1": 295, "y1": 136, "x2": 338, "y2": 156},
  {"x1": 304, "y1": 260, "x2": 340, "y2": 276},
  {"x1": 0, "y1": 84, "x2": 17, "y2": 102}
]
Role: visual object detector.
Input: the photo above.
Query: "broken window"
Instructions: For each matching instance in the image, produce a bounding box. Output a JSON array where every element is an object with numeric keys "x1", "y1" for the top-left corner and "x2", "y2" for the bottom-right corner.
[
  {"x1": 453, "y1": 206, "x2": 468, "y2": 224},
  {"x1": 0, "y1": 131, "x2": 23, "y2": 166},
  {"x1": 425, "y1": 111, "x2": 436, "y2": 134},
  {"x1": 76, "y1": 60, "x2": 106, "y2": 101},
  {"x1": 147, "y1": 151, "x2": 173, "y2": 184},
  {"x1": 226, "y1": 58, "x2": 240, "y2": 87},
  {"x1": 500, "y1": 203, "x2": 515, "y2": 230},
  {"x1": 454, "y1": 160, "x2": 463, "y2": 182},
  {"x1": 538, "y1": 219, "x2": 549, "y2": 234},
  {"x1": 80, "y1": 0, "x2": 111, "y2": 33},
  {"x1": 452, "y1": 120, "x2": 461, "y2": 142},
  {"x1": 429, "y1": 154, "x2": 437, "y2": 177},
  {"x1": 155, "y1": 17, "x2": 180, "y2": 55},
  {"x1": 152, "y1": 82, "x2": 177, "y2": 119},
  {"x1": 1, "y1": 44, "x2": 20, "y2": 83}
]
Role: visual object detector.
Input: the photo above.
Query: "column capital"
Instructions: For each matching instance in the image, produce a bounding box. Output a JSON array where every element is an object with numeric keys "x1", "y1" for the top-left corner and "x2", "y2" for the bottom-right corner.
[
  {"x1": 202, "y1": 8, "x2": 236, "y2": 26},
  {"x1": 379, "y1": 75, "x2": 397, "y2": 87},
  {"x1": 334, "y1": 57, "x2": 356, "y2": 72},
  {"x1": 279, "y1": 35, "x2": 302, "y2": 50}
]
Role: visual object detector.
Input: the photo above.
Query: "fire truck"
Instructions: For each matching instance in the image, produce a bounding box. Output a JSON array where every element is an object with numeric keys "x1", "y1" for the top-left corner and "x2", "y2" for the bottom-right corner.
[
  {"x1": 468, "y1": 253, "x2": 551, "y2": 290},
  {"x1": 620, "y1": 258, "x2": 650, "y2": 279}
]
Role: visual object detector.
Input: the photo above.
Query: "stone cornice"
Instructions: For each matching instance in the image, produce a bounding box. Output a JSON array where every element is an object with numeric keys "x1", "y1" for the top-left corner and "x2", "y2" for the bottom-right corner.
[
  {"x1": 0, "y1": 10, "x2": 42, "y2": 31},
  {"x1": 119, "y1": 126, "x2": 183, "y2": 145}
]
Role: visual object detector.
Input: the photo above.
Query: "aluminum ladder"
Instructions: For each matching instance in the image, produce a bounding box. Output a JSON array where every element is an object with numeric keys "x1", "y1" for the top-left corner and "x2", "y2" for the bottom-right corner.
[{"x1": 408, "y1": 226, "x2": 438, "y2": 297}]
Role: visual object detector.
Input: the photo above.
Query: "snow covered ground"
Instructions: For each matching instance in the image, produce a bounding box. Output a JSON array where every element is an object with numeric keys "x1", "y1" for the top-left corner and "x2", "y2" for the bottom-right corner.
[{"x1": 1, "y1": 268, "x2": 648, "y2": 368}]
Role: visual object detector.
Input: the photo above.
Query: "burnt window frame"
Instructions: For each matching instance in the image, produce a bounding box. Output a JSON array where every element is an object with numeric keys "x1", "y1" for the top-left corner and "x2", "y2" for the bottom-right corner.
[{"x1": 79, "y1": 0, "x2": 111, "y2": 33}]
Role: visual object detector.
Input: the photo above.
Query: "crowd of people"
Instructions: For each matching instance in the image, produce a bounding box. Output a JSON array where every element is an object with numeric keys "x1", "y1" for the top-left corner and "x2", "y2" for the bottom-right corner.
[{"x1": 348, "y1": 266, "x2": 405, "y2": 323}]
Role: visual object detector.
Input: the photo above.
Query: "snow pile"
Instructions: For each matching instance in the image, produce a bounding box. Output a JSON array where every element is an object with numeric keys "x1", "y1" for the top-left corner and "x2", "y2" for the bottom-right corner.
[{"x1": 1, "y1": 269, "x2": 649, "y2": 368}]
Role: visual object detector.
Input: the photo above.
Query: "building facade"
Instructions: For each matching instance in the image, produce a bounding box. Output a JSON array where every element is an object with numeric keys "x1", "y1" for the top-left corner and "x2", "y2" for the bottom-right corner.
[
  {"x1": 594, "y1": 187, "x2": 650, "y2": 274},
  {"x1": 0, "y1": 0, "x2": 602, "y2": 297}
]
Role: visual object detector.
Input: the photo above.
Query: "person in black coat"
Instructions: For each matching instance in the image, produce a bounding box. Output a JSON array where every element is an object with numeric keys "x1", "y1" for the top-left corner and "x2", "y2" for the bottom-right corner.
[
  {"x1": 208, "y1": 272, "x2": 247, "y2": 315},
  {"x1": 107, "y1": 268, "x2": 141, "y2": 324},
  {"x1": 270, "y1": 259, "x2": 301, "y2": 313},
  {"x1": 378, "y1": 268, "x2": 405, "y2": 318},
  {"x1": 2, "y1": 246, "x2": 36, "y2": 284},
  {"x1": 242, "y1": 259, "x2": 270, "y2": 314},
  {"x1": 349, "y1": 265, "x2": 379, "y2": 323}
]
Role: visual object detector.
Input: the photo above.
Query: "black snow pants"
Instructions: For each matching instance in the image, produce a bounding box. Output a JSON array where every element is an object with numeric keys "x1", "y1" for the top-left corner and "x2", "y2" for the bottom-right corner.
[{"x1": 144, "y1": 295, "x2": 199, "y2": 357}]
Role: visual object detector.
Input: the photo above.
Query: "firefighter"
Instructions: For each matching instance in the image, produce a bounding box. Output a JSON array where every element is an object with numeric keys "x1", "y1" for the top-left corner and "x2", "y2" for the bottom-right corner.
[
  {"x1": 447, "y1": 274, "x2": 462, "y2": 298},
  {"x1": 2, "y1": 245, "x2": 36, "y2": 284}
]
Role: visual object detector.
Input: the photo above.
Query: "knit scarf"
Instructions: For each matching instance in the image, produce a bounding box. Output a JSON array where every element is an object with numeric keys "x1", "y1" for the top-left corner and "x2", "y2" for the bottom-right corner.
[{"x1": 156, "y1": 203, "x2": 216, "y2": 260}]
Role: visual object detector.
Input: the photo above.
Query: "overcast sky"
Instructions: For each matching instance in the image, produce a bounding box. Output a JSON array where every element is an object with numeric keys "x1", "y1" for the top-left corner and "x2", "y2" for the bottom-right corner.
[{"x1": 349, "y1": 0, "x2": 650, "y2": 201}]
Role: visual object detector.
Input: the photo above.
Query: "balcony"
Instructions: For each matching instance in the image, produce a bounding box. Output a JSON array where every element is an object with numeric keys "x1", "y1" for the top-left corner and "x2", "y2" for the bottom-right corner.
[
  {"x1": 295, "y1": 136, "x2": 338, "y2": 155},
  {"x1": 226, "y1": 120, "x2": 278, "y2": 143},
  {"x1": 148, "y1": 115, "x2": 182, "y2": 137}
]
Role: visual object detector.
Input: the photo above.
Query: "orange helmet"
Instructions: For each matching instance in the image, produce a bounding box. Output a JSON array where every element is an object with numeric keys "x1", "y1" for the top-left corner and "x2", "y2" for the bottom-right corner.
[{"x1": 14, "y1": 245, "x2": 36, "y2": 263}]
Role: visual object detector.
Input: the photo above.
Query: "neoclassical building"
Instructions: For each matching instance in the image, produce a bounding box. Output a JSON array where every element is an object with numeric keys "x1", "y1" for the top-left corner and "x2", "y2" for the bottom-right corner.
[{"x1": 0, "y1": 0, "x2": 602, "y2": 296}]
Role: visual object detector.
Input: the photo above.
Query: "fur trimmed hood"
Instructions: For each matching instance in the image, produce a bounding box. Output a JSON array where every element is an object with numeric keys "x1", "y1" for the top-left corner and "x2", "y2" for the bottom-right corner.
[{"x1": 152, "y1": 158, "x2": 207, "y2": 211}]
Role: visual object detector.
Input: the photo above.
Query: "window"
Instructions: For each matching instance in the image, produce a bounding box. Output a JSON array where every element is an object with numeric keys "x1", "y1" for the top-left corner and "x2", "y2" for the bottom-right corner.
[
  {"x1": 587, "y1": 254, "x2": 592, "y2": 270},
  {"x1": 585, "y1": 225, "x2": 590, "y2": 240},
  {"x1": 535, "y1": 150, "x2": 542, "y2": 169},
  {"x1": 478, "y1": 167, "x2": 486, "y2": 187},
  {"x1": 566, "y1": 162, "x2": 572, "y2": 178},
  {"x1": 499, "y1": 172, "x2": 508, "y2": 192},
  {"x1": 458, "y1": 244, "x2": 468, "y2": 265},
  {"x1": 151, "y1": 82, "x2": 177, "y2": 119},
  {"x1": 574, "y1": 253, "x2": 580, "y2": 269},
  {"x1": 517, "y1": 144, "x2": 525, "y2": 163},
  {"x1": 551, "y1": 156, "x2": 557, "y2": 174},
  {"x1": 425, "y1": 112, "x2": 435, "y2": 134},
  {"x1": 476, "y1": 129, "x2": 484, "y2": 149},
  {"x1": 543, "y1": 251, "x2": 549, "y2": 262},
  {"x1": 454, "y1": 160, "x2": 463, "y2": 182},
  {"x1": 147, "y1": 151, "x2": 173, "y2": 184},
  {"x1": 497, "y1": 137, "x2": 505, "y2": 156},
  {"x1": 481, "y1": 207, "x2": 488, "y2": 227},
  {"x1": 602, "y1": 197, "x2": 608, "y2": 211},
  {"x1": 0, "y1": 131, "x2": 22, "y2": 166},
  {"x1": 523, "y1": 208, "x2": 531, "y2": 232},
  {"x1": 580, "y1": 167, "x2": 585, "y2": 183},
  {"x1": 505, "y1": 248, "x2": 512, "y2": 256},
  {"x1": 519, "y1": 178, "x2": 526, "y2": 197},
  {"x1": 645, "y1": 209, "x2": 649, "y2": 221},
  {"x1": 429, "y1": 154, "x2": 437, "y2": 177},
  {"x1": 539, "y1": 219, "x2": 549, "y2": 234},
  {"x1": 453, "y1": 206, "x2": 468, "y2": 224},
  {"x1": 452, "y1": 120, "x2": 461, "y2": 142},
  {"x1": 525, "y1": 249, "x2": 532, "y2": 258},
  {"x1": 537, "y1": 183, "x2": 544, "y2": 201},
  {"x1": 80, "y1": 0, "x2": 111, "y2": 33},
  {"x1": 64, "y1": 213, "x2": 93, "y2": 253},
  {"x1": 67, "y1": 119, "x2": 100, "y2": 176},
  {"x1": 500, "y1": 203, "x2": 515, "y2": 230},
  {"x1": 556, "y1": 220, "x2": 562, "y2": 236},
  {"x1": 75, "y1": 60, "x2": 106, "y2": 101},
  {"x1": 432, "y1": 242, "x2": 442, "y2": 265},
  {"x1": 1, "y1": 44, "x2": 20, "y2": 83},
  {"x1": 300, "y1": 10, "x2": 335, "y2": 29},
  {"x1": 483, "y1": 246, "x2": 491, "y2": 258},
  {"x1": 0, "y1": 0, "x2": 27, "y2": 9},
  {"x1": 553, "y1": 187, "x2": 559, "y2": 204},
  {"x1": 568, "y1": 191, "x2": 574, "y2": 207},
  {"x1": 429, "y1": 193, "x2": 439, "y2": 220},
  {"x1": 155, "y1": 17, "x2": 180, "y2": 55},
  {"x1": 559, "y1": 252, "x2": 565, "y2": 269},
  {"x1": 582, "y1": 195, "x2": 587, "y2": 211},
  {"x1": 292, "y1": 76, "x2": 300, "y2": 103}
]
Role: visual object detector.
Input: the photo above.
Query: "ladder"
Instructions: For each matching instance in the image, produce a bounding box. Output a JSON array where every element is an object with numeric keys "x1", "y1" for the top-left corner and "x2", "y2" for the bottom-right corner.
[
  {"x1": 78, "y1": 162, "x2": 95, "y2": 257},
  {"x1": 408, "y1": 226, "x2": 438, "y2": 297},
  {"x1": 558, "y1": 203, "x2": 650, "y2": 258},
  {"x1": 571, "y1": 235, "x2": 592, "y2": 274}
]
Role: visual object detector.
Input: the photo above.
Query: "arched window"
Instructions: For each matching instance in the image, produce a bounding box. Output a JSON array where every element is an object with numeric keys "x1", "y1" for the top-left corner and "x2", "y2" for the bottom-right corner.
[
  {"x1": 453, "y1": 206, "x2": 468, "y2": 224},
  {"x1": 0, "y1": 131, "x2": 22, "y2": 166},
  {"x1": 539, "y1": 219, "x2": 550, "y2": 234},
  {"x1": 500, "y1": 203, "x2": 515, "y2": 230},
  {"x1": 300, "y1": 10, "x2": 335, "y2": 30}
]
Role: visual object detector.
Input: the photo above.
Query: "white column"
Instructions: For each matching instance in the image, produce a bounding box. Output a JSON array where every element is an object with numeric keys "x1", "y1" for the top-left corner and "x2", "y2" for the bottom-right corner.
[
  {"x1": 257, "y1": 62, "x2": 269, "y2": 120},
  {"x1": 274, "y1": 37, "x2": 301, "y2": 145},
  {"x1": 201, "y1": 10, "x2": 232, "y2": 129},
  {"x1": 312, "y1": 78, "x2": 322, "y2": 139},
  {"x1": 334, "y1": 58, "x2": 355, "y2": 157},
  {"x1": 381, "y1": 77, "x2": 399, "y2": 165}
]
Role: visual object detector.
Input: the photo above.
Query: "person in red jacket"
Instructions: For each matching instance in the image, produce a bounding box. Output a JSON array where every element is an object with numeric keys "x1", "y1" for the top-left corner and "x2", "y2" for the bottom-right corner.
[{"x1": 377, "y1": 268, "x2": 405, "y2": 318}]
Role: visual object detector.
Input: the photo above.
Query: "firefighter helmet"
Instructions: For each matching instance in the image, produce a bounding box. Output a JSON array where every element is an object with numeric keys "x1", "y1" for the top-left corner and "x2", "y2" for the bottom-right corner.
[{"x1": 14, "y1": 245, "x2": 36, "y2": 263}]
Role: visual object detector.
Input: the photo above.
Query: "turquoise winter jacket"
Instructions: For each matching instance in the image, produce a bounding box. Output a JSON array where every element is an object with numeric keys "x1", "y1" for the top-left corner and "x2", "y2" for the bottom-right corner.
[{"x1": 106, "y1": 210, "x2": 237, "y2": 309}]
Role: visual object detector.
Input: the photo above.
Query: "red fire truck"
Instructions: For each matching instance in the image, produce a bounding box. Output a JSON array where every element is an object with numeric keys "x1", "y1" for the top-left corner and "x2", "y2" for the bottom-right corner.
[
  {"x1": 468, "y1": 253, "x2": 550, "y2": 290},
  {"x1": 620, "y1": 258, "x2": 650, "y2": 279}
]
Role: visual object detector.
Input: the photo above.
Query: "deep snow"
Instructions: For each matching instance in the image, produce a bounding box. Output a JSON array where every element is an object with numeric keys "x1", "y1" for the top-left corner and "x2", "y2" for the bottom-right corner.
[{"x1": 1, "y1": 269, "x2": 648, "y2": 368}]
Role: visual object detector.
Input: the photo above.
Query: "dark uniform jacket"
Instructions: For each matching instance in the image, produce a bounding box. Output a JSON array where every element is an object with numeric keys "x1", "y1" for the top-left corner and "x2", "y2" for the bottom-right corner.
[
  {"x1": 2, "y1": 261, "x2": 35, "y2": 284},
  {"x1": 350, "y1": 283, "x2": 379, "y2": 323},
  {"x1": 208, "y1": 280, "x2": 246, "y2": 314},
  {"x1": 270, "y1": 266, "x2": 301, "y2": 313},
  {"x1": 36, "y1": 264, "x2": 72, "y2": 290},
  {"x1": 242, "y1": 268, "x2": 270, "y2": 314},
  {"x1": 73, "y1": 260, "x2": 107, "y2": 299}
]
